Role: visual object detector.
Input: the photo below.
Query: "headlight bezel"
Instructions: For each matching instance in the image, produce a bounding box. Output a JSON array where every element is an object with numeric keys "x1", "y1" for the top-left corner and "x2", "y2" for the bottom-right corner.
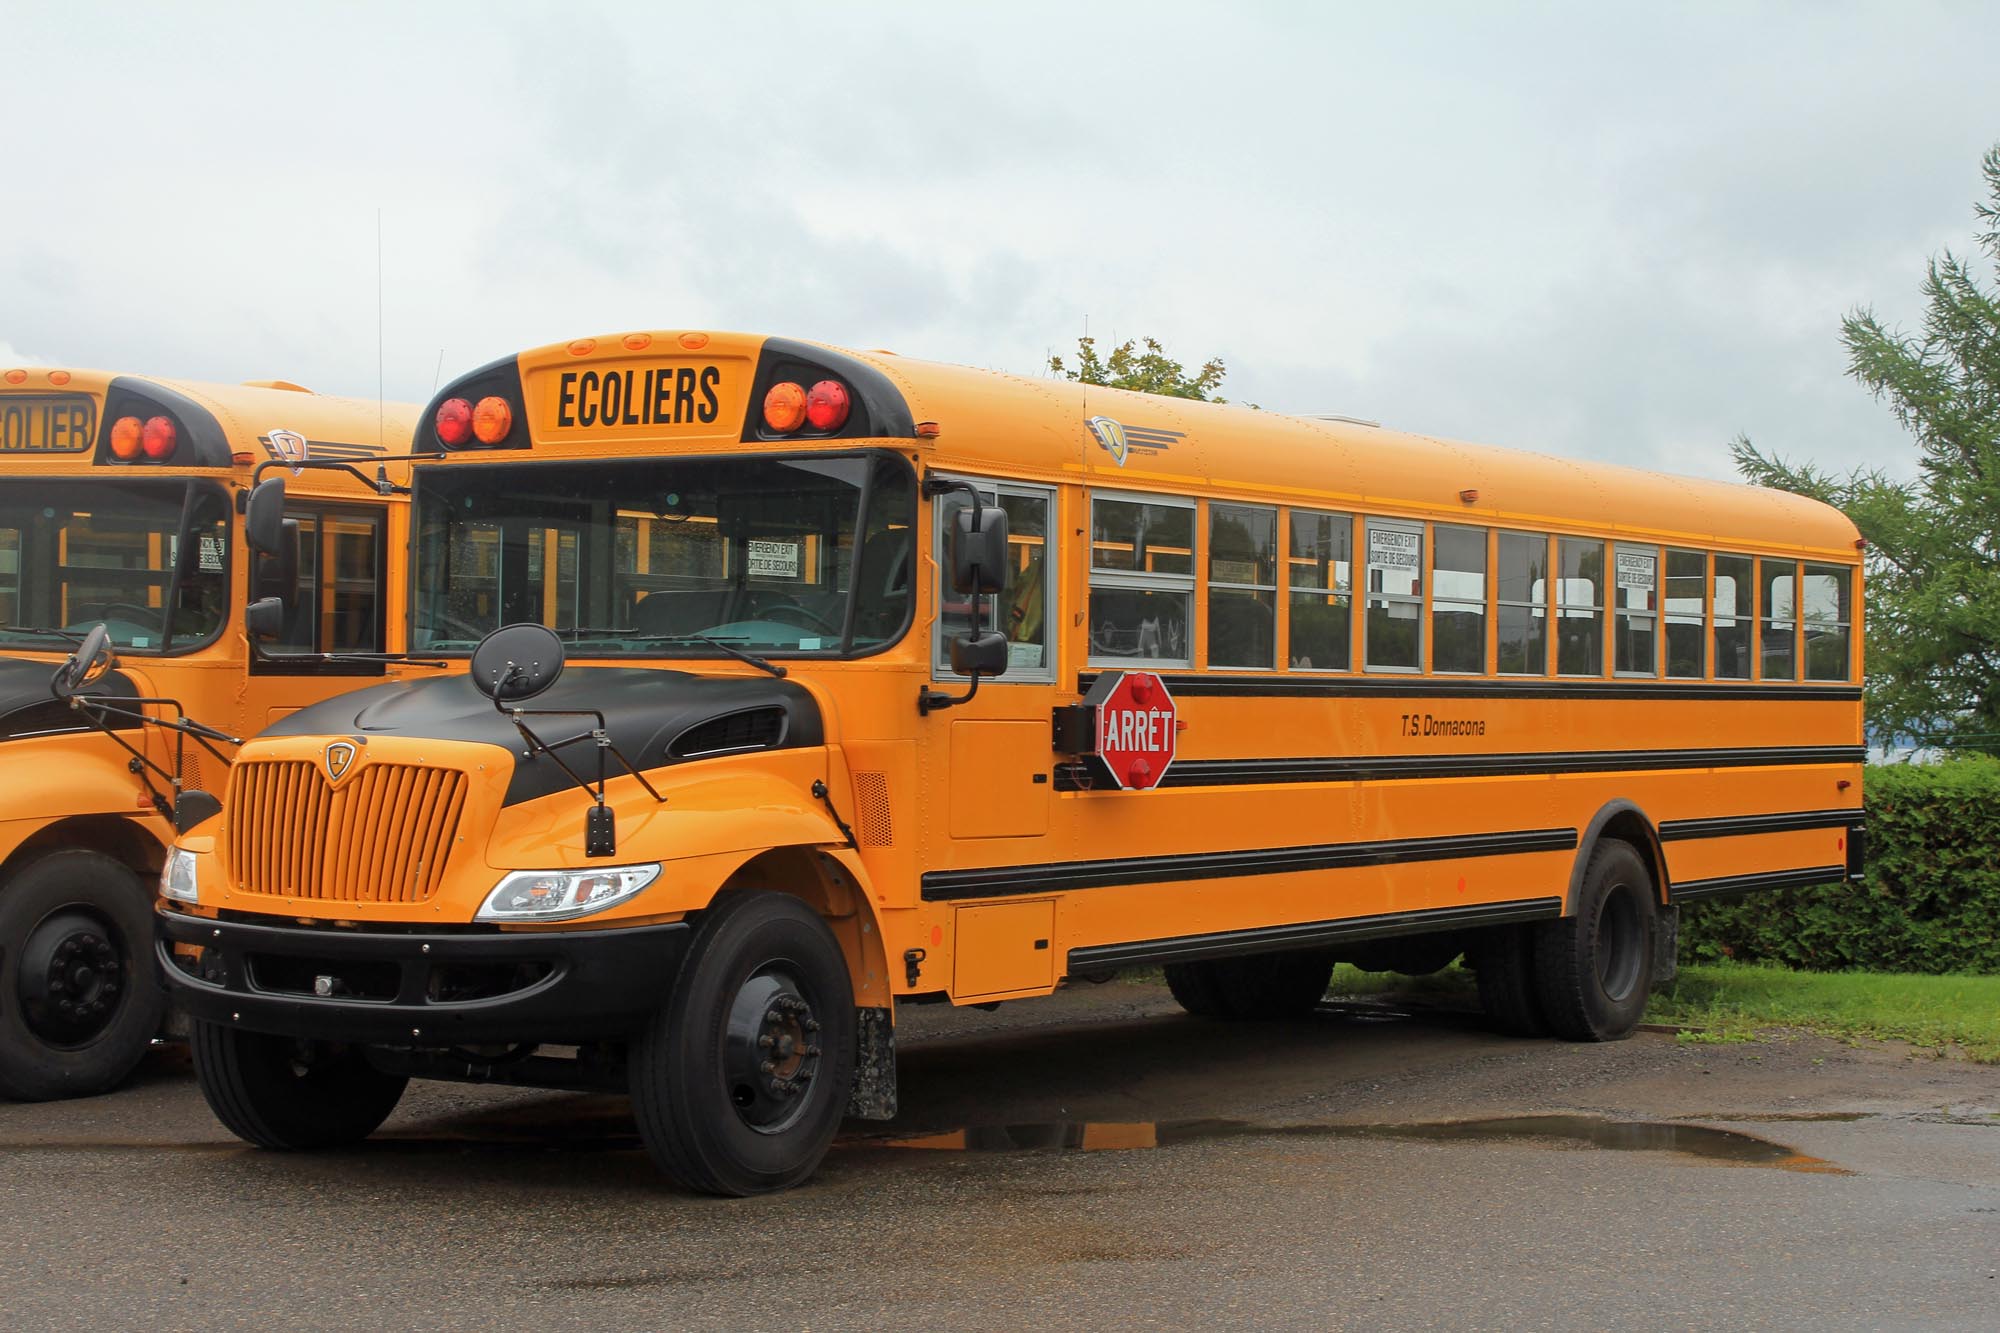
[{"x1": 475, "y1": 863, "x2": 662, "y2": 924}]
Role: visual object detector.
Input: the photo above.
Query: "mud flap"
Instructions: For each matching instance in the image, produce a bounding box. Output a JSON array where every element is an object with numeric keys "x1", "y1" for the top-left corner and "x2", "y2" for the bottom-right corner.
[
  {"x1": 847, "y1": 1005, "x2": 897, "y2": 1120},
  {"x1": 1651, "y1": 904, "x2": 1679, "y2": 989}
]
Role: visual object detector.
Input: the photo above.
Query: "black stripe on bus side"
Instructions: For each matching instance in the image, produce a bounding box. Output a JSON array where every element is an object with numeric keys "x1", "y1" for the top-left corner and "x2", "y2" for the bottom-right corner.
[
  {"x1": 1658, "y1": 809, "x2": 1862, "y2": 842},
  {"x1": 1669, "y1": 865, "x2": 1845, "y2": 903},
  {"x1": 1067, "y1": 896, "x2": 1565, "y2": 972},
  {"x1": 1053, "y1": 745, "x2": 1866, "y2": 792},
  {"x1": 1075, "y1": 673, "x2": 1863, "y2": 703},
  {"x1": 919, "y1": 827, "x2": 1578, "y2": 903}
]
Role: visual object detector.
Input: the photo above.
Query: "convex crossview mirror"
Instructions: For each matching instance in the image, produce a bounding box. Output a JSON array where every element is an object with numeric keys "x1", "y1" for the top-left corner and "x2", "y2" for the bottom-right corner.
[
  {"x1": 470, "y1": 623, "x2": 567, "y2": 702},
  {"x1": 50, "y1": 624, "x2": 114, "y2": 700}
]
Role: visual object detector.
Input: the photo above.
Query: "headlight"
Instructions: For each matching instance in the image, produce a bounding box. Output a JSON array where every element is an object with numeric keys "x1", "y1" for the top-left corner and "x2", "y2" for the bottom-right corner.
[
  {"x1": 160, "y1": 847, "x2": 200, "y2": 904},
  {"x1": 476, "y1": 863, "x2": 661, "y2": 923}
]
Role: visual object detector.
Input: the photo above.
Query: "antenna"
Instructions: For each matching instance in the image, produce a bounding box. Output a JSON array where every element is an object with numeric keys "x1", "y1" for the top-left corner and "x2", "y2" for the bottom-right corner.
[
  {"x1": 376, "y1": 208, "x2": 385, "y2": 448},
  {"x1": 433, "y1": 348, "x2": 444, "y2": 393}
]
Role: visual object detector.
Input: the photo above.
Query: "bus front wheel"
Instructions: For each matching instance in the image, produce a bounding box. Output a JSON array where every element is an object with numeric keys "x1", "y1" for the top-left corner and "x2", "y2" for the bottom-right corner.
[
  {"x1": 189, "y1": 1022, "x2": 407, "y2": 1149},
  {"x1": 1163, "y1": 950, "x2": 1334, "y2": 1020},
  {"x1": 0, "y1": 850, "x2": 165, "y2": 1102},
  {"x1": 631, "y1": 891, "x2": 856, "y2": 1196},
  {"x1": 1533, "y1": 841, "x2": 1657, "y2": 1041}
]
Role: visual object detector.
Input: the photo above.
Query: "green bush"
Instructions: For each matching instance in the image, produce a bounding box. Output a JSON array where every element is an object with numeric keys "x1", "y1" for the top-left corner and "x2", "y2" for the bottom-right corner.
[{"x1": 1680, "y1": 755, "x2": 2000, "y2": 974}]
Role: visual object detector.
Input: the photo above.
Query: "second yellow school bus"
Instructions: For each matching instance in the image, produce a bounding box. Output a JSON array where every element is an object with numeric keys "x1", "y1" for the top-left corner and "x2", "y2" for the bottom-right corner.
[{"x1": 157, "y1": 330, "x2": 1862, "y2": 1193}]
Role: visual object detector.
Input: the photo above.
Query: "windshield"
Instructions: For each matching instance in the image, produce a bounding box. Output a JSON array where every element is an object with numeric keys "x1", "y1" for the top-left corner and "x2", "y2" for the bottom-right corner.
[
  {"x1": 0, "y1": 479, "x2": 230, "y2": 654},
  {"x1": 412, "y1": 452, "x2": 915, "y2": 656}
]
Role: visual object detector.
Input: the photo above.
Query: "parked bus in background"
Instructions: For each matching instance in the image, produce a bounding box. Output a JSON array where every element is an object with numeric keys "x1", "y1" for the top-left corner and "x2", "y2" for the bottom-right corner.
[
  {"x1": 157, "y1": 330, "x2": 1863, "y2": 1193},
  {"x1": 0, "y1": 365, "x2": 418, "y2": 1100}
]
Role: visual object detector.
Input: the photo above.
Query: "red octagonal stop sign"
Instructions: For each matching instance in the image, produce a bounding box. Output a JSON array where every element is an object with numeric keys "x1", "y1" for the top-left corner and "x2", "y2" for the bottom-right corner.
[{"x1": 1084, "y1": 670, "x2": 1180, "y2": 790}]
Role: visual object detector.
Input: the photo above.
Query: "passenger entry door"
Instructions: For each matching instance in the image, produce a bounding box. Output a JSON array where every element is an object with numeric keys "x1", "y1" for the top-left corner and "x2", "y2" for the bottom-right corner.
[{"x1": 929, "y1": 478, "x2": 1056, "y2": 842}]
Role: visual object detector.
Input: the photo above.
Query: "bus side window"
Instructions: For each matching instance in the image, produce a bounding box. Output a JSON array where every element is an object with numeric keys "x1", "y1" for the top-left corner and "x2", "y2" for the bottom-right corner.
[
  {"x1": 1556, "y1": 538, "x2": 1605, "y2": 676},
  {"x1": 1759, "y1": 558, "x2": 1798, "y2": 681},
  {"x1": 1363, "y1": 518, "x2": 1423, "y2": 671},
  {"x1": 1088, "y1": 493, "x2": 1194, "y2": 668},
  {"x1": 1431, "y1": 524, "x2": 1486, "y2": 674},
  {"x1": 1664, "y1": 549, "x2": 1706, "y2": 678},
  {"x1": 1613, "y1": 544, "x2": 1659, "y2": 676},
  {"x1": 1713, "y1": 553, "x2": 1753, "y2": 679},
  {"x1": 0, "y1": 521, "x2": 20, "y2": 625},
  {"x1": 936, "y1": 482, "x2": 1053, "y2": 679},
  {"x1": 1208, "y1": 503, "x2": 1276, "y2": 669},
  {"x1": 1801, "y1": 564, "x2": 1852, "y2": 682},
  {"x1": 1496, "y1": 531, "x2": 1548, "y2": 675},
  {"x1": 1287, "y1": 510, "x2": 1352, "y2": 671}
]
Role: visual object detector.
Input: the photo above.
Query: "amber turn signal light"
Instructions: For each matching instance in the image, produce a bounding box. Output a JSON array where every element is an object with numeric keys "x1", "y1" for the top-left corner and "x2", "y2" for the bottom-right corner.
[
  {"x1": 763, "y1": 381, "x2": 808, "y2": 433},
  {"x1": 109, "y1": 415, "x2": 144, "y2": 460},
  {"x1": 472, "y1": 396, "x2": 513, "y2": 444}
]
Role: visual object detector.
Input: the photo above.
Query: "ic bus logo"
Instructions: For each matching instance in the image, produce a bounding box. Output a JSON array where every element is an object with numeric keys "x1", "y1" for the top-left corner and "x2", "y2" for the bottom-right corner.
[
  {"x1": 265, "y1": 429, "x2": 309, "y2": 469},
  {"x1": 323, "y1": 740, "x2": 358, "y2": 784},
  {"x1": 1086, "y1": 416, "x2": 1183, "y2": 466}
]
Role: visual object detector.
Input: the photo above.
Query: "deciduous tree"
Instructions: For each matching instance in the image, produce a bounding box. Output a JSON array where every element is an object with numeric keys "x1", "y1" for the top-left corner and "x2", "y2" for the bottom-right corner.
[{"x1": 1048, "y1": 335, "x2": 1230, "y2": 402}]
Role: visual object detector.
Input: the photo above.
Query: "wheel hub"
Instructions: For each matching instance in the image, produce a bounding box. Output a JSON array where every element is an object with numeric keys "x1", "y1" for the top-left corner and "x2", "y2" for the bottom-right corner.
[
  {"x1": 18, "y1": 910, "x2": 125, "y2": 1046},
  {"x1": 723, "y1": 971, "x2": 824, "y2": 1133}
]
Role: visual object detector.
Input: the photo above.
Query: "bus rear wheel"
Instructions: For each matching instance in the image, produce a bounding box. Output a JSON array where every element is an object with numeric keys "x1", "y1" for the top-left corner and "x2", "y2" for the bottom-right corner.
[
  {"x1": 631, "y1": 891, "x2": 856, "y2": 1196},
  {"x1": 189, "y1": 1021, "x2": 407, "y2": 1149},
  {"x1": 1163, "y1": 950, "x2": 1334, "y2": 1019},
  {"x1": 1533, "y1": 841, "x2": 1658, "y2": 1041},
  {"x1": 0, "y1": 850, "x2": 164, "y2": 1102}
]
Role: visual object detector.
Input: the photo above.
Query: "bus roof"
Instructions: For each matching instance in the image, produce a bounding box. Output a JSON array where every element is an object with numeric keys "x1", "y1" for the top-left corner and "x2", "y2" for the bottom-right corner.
[
  {"x1": 2, "y1": 366, "x2": 419, "y2": 498},
  {"x1": 462, "y1": 330, "x2": 1862, "y2": 561}
]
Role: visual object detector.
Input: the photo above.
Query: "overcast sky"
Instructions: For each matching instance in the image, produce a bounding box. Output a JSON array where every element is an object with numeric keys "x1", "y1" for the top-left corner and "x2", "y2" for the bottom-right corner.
[{"x1": 3, "y1": 2, "x2": 1995, "y2": 481}]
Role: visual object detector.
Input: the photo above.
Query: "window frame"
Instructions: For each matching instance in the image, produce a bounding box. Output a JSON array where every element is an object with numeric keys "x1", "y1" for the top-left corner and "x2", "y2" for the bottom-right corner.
[
  {"x1": 1284, "y1": 506, "x2": 1355, "y2": 673},
  {"x1": 1555, "y1": 536, "x2": 1607, "y2": 678},
  {"x1": 1495, "y1": 529, "x2": 1551, "y2": 677},
  {"x1": 1086, "y1": 489, "x2": 1197, "y2": 670},
  {"x1": 1611, "y1": 542, "x2": 1661, "y2": 678},
  {"x1": 1361, "y1": 515, "x2": 1425, "y2": 674},
  {"x1": 1662, "y1": 547, "x2": 1707, "y2": 680},
  {"x1": 1206, "y1": 500, "x2": 1279, "y2": 672},
  {"x1": 930, "y1": 474, "x2": 1057, "y2": 684},
  {"x1": 1712, "y1": 551, "x2": 1754, "y2": 681},
  {"x1": 1429, "y1": 522, "x2": 1489, "y2": 676},
  {"x1": 1801, "y1": 561, "x2": 1854, "y2": 683},
  {"x1": 1757, "y1": 556, "x2": 1800, "y2": 682}
]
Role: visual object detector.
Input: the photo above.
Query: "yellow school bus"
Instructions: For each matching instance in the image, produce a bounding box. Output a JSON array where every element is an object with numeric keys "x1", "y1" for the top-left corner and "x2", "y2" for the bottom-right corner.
[
  {"x1": 0, "y1": 365, "x2": 417, "y2": 1100},
  {"x1": 157, "y1": 330, "x2": 1862, "y2": 1193}
]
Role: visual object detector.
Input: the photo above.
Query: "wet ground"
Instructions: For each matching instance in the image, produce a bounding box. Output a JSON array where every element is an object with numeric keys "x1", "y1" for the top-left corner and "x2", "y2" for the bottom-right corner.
[{"x1": 3, "y1": 981, "x2": 1998, "y2": 1330}]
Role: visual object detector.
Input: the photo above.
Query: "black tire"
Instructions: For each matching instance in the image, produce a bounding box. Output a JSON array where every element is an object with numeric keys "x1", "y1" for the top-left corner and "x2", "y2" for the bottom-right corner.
[
  {"x1": 0, "y1": 850, "x2": 166, "y2": 1101},
  {"x1": 1162, "y1": 950, "x2": 1333, "y2": 1020},
  {"x1": 631, "y1": 892, "x2": 856, "y2": 1196},
  {"x1": 189, "y1": 1020, "x2": 407, "y2": 1149},
  {"x1": 1533, "y1": 840, "x2": 1658, "y2": 1041},
  {"x1": 1472, "y1": 923, "x2": 1549, "y2": 1037}
]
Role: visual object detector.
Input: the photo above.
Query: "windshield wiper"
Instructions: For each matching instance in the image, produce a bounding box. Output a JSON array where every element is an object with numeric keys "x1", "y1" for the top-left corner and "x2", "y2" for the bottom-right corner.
[
  {"x1": 0, "y1": 625, "x2": 84, "y2": 645},
  {"x1": 553, "y1": 628, "x2": 788, "y2": 678}
]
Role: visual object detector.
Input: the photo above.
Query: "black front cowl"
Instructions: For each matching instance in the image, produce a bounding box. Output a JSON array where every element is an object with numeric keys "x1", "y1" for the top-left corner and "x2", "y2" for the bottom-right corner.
[
  {"x1": 0, "y1": 655, "x2": 140, "y2": 742},
  {"x1": 260, "y1": 667, "x2": 825, "y2": 806}
]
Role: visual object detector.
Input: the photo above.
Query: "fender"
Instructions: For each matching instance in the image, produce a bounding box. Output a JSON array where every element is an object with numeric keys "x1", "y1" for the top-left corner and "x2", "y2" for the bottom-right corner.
[
  {"x1": 0, "y1": 745, "x2": 164, "y2": 866},
  {"x1": 1567, "y1": 799, "x2": 1671, "y2": 911}
]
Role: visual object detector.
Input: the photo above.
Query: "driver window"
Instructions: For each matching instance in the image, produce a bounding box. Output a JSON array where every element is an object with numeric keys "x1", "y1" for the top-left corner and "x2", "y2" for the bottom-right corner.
[
  {"x1": 0, "y1": 523, "x2": 19, "y2": 624},
  {"x1": 268, "y1": 508, "x2": 386, "y2": 656},
  {"x1": 934, "y1": 480, "x2": 1053, "y2": 680}
]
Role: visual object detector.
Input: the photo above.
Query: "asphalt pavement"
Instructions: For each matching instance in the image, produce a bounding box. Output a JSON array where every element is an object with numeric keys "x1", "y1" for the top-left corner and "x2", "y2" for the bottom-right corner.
[{"x1": 2, "y1": 982, "x2": 1996, "y2": 1331}]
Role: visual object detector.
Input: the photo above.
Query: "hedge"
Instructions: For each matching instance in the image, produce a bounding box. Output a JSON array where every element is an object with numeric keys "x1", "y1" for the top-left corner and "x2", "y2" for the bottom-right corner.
[{"x1": 1679, "y1": 755, "x2": 2000, "y2": 974}]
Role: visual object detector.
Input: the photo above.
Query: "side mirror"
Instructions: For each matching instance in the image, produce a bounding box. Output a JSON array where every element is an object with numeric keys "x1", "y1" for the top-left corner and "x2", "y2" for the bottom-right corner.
[
  {"x1": 50, "y1": 624, "x2": 115, "y2": 699},
  {"x1": 948, "y1": 630, "x2": 1009, "y2": 678},
  {"x1": 245, "y1": 478, "x2": 287, "y2": 554},
  {"x1": 470, "y1": 623, "x2": 566, "y2": 703},
  {"x1": 947, "y1": 504, "x2": 1009, "y2": 596},
  {"x1": 244, "y1": 597, "x2": 286, "y2": 640}
]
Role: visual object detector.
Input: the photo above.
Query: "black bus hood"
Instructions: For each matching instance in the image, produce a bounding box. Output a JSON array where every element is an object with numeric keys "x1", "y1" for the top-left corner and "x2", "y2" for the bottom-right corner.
[
  {"x1": 260, "y1": 667, "x2": 826, "y2": 806},
  {"x1": 0, "y1": 654, "x2": 140, "y2": 742}
]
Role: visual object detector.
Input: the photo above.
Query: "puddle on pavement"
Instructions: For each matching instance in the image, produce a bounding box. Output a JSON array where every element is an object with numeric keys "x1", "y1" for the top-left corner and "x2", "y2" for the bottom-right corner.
[{"x1": 869, "y1": 1113, "x2": 1851, "y2": 1174}]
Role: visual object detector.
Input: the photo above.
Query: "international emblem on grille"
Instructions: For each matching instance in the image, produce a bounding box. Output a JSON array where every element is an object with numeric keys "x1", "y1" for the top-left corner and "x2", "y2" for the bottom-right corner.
[{"x1": 323, "y1": 740, "x2": 358, "y2": 783}]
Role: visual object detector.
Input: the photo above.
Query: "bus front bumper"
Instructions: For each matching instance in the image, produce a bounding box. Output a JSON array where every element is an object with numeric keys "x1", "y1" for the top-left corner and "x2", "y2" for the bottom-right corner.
[{"x1": 156, "y1": 909, "x2": 688, "y2": 1045}]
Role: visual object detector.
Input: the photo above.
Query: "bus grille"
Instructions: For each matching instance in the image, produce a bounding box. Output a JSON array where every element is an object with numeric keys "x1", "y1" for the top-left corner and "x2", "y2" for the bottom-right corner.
[{"x1": 227, "y1": 759, "x2": 467, "y2": 903}]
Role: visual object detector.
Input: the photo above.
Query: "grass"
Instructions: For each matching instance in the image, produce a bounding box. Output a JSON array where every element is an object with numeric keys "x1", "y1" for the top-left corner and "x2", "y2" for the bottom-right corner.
[
  {"x1": 1133, "y1": 959, "x2": 2000, "y2": 1061},
  {"x1": 1649, "y1": 962, "x2": 2000, "y2": 1063}
]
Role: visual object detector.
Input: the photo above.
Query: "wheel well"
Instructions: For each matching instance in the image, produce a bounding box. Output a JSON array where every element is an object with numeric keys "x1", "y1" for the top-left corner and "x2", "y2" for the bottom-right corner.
[
  {"x1": 1568, "y1": 802, "x2": 1670, "y2": 911},
  {"x1": 0, "y1": 815, "x2": 166, "y2": 890},
  {"x1": 713, "y1": 846, "x2": 891, "y2": 1007}
]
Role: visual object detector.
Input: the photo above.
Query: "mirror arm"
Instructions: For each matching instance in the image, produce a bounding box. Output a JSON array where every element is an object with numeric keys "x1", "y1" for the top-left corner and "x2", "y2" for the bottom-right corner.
[
  {"x1": 249, "y1": 452, "x2": 442, "y2": 496},
  {"x1": 919, "y1": 670, "x2": 982, "y2": 716}
]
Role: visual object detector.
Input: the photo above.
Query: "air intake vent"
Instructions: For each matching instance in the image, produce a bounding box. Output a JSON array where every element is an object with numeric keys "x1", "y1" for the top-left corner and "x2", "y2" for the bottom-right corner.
[
  {"x1": 669, "y1": 707, "x2": 787, "y2": 759},
  {"x1": 851, "y1": 771, "x2": 892, "y2": 846}
]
